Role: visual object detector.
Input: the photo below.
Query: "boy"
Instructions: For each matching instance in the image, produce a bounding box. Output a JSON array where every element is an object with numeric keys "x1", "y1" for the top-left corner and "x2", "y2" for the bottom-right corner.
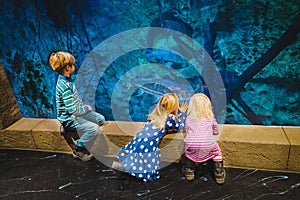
[{"x1": 49, "y1": 51, "x2": 105, "y2": 161}]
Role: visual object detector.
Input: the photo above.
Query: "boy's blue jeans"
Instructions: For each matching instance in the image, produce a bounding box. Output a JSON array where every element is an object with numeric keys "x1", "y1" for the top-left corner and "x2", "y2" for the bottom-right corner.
[{"x1": 73, "y1": 111, "x2": 105, "y2": 148}]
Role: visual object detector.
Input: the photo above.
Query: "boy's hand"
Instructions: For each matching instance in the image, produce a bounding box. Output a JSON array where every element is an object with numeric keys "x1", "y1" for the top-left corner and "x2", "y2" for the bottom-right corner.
[{"x1": 179, "y1": 102, "x2": 188, "y2": 112}]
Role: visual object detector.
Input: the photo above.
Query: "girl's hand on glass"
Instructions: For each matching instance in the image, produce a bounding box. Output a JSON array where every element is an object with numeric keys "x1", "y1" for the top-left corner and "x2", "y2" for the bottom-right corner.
[
  {"x1": 179, "y1": 102, "x2": 188, "y2": 112},
  {"x1": 87, "y1": 105, "x2": 93, "y2": 111}
]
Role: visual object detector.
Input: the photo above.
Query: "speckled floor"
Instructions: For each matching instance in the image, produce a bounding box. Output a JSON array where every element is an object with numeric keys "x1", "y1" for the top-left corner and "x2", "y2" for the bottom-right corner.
[{"x1": 0, "y1": 149, "x2": 300, "y2": 200}]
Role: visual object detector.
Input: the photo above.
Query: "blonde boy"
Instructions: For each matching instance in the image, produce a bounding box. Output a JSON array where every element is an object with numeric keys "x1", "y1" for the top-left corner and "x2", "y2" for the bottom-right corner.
[{"x1": 49, "y1": 51, "x2": 105, "y2": 161}]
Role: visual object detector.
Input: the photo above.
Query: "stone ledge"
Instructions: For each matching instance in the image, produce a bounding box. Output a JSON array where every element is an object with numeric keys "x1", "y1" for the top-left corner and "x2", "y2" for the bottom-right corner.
[
  {"x1": 99, "y1": 121, "x2": 185, "y2": 163},
  {"x1": 283, "y1": 126, "x2": 300, "y2": 172},
  {"x1": 0, "y1": 118, "x2": 71, "y2": 153},
  {"x1": 0, "y1": 118, "x2": 299, "y2": 173},
  {"x1": 218, "y1": 124, "x2": 290, "y2": 171}
]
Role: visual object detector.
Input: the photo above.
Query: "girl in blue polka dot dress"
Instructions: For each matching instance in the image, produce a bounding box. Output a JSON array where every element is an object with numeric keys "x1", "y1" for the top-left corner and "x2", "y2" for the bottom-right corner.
[{"x1": 114, "y1": 93, "x2": 188, "y2": 182}]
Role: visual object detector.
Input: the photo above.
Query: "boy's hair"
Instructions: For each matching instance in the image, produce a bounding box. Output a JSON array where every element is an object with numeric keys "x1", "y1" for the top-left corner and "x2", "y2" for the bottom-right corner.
[
  {"x1": 49, "y1": 51, "x2": 75, "y2": 74},
  {"x1": 148, "y1": 93, "x2": 179, "y2": 130},
  {"x1": 187, "y1": 93, "x2": 214, "y2": 120}
]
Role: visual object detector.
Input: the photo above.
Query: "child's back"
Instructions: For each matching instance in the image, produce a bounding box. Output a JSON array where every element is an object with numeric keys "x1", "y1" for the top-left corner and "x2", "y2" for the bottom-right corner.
[{"x1": 182, "y1": 93, "x2": 225, "y2": 184}]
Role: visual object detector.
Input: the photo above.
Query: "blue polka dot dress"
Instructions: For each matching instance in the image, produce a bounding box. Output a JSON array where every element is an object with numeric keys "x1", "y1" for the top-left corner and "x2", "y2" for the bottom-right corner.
[{"x1": 117, "y1": 111, "x2": 186, "y2": 182}]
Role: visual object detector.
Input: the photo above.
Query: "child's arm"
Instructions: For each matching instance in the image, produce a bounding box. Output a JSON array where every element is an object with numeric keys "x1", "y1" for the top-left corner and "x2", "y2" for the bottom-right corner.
[
  {"x1": 59, "y1": 83, "x2": 89, "y2": 116},
  {"x1": 165, "y1": 111, "x2": 187, "y2": 134},
  {"x1": 212, "y1": 118, "x2": 219, "y2": 135}
]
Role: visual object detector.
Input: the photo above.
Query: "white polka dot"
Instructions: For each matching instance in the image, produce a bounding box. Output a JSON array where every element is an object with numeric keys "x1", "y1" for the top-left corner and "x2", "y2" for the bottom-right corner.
[
  {"x1": 144, "y1": 159, "x2": 147, "y2": 163},
  {"x1": 145, "y1": 148, "x2": 148, "y2": 152},
  {"x1": 139, "y1": 159, "x2": 143, "y2": 164},
  {"x1": 150, "y1": 141, "x2": 153, "y2": 146},
  {"x1": 144, "y1": 170, "x2": 147, "y2": 173},
  {"x1": 153, "y1": 147, "x2": 156, "y2": 151},
  {"x1": 138, "y1": 138, "x2": 142, "y2": 142},
  {"x1": 121, "y1": 153, "x2": 125, "y2": 156},
  {"x1": 140, "y1": 145, "x2": 144, "y2": 149},
  {"x1": 130, "y1": 156, "x2": 133, "y2": 160},
  {"x1": 138, "y1": 174, "x2": 143, "y2": 178},
  {"x1": 144, "y1": 138, "x2": 148, "y2": 142},
  {"x1": 152, "y1": 125, "x2": 157, "y2": 129},
  {"x1": 145, "y1": 127, "x2": 149, "y2": 131},
  {"x1": 139, "y1": 167, "x2": 143, "y2": 171},
  {"x1": 155, "y1": 138, "x2": 159, "y2": 142},
  {"x1": 147, "y1": 164, "x2": 151, "y2": 168},
  {"x1": 154, "y1": 132, "x2": 158, "y2": 136},
  {"x1": 132, "y1": 166, "x2": 136, "y2": 170},
  {"x1": 152, "y1": 158, "x2": 155, "y2": 163}
]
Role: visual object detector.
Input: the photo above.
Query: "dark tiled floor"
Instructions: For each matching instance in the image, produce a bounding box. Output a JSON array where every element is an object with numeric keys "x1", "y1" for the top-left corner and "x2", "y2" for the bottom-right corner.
[{"x1": 0, "y1": 149, "x2": 300, "y2": 200}]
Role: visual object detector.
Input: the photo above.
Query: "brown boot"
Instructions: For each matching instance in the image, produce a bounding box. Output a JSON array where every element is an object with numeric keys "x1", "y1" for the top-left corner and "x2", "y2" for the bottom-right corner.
[
  {"x1": 214, "y1": 161, "x2": 226, "y2": 184},
  {"x1": 182, "y1": 166, "x2": 195, "y2": 181}
]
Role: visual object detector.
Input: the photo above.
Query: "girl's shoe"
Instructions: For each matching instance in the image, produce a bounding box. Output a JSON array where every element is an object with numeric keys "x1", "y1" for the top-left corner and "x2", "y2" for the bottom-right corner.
[
  {"x1": 182, "y1": 166, "x2": 195, "y2": 181},
  {"x1": 214, "y1": 161, "x2": 226, "y2": 184},
  {"x1": 112, "y1": 161, "x2": 124, "y2": 172}
]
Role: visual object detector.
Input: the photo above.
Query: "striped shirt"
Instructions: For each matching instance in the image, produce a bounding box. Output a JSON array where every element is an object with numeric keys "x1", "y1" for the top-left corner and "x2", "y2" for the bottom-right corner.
[
  {"x1": 184, "y1": 117, "x2": 222, "y2": 163},
  {"x1": 56, "y1": 75, "x2": 89, "y2": 126}
]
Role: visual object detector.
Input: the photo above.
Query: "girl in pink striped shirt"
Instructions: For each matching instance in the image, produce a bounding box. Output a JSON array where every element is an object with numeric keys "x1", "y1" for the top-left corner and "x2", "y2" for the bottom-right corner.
[{"x1": 182, "y1": 93, "x2": 225, "y2": 184}]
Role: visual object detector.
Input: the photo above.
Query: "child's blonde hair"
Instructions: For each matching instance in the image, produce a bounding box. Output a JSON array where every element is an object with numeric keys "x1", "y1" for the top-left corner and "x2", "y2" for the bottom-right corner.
[
  {"x1": 148, "y1": 93, "x2": 179, "y2": 130},
  {"x1": 187, "y1": 93, "x2": 214, "y2": 120},
  {"x1": 49, "y1": 51, "x2": 75, "y2": 73}
]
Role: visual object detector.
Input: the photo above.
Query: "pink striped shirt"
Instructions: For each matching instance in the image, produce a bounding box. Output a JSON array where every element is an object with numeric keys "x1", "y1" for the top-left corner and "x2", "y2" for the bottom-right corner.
[{"x1": 184, "y1": 117, "x2": 222, "y2": 163}]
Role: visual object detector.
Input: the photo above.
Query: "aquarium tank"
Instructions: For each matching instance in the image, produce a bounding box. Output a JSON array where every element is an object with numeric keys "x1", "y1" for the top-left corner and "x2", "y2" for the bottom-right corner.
[{"x1": 0, "y1": 0, "x2": 299, "y2": 126}]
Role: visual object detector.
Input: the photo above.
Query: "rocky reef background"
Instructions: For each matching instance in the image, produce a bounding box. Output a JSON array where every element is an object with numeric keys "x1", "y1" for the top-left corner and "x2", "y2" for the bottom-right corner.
[{"x1": 0, "y1": 0, "x2": 299, "y2": 125}]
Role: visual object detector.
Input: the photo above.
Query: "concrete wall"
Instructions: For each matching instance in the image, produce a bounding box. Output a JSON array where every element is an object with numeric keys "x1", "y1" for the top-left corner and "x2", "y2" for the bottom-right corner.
[{"x1": 0, "y1": 118, "x2": 299, "y2": 173}]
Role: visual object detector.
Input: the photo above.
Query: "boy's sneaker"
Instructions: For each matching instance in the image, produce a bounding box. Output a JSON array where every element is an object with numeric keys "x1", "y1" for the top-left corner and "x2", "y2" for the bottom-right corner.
[
  {"x1": 182, "y1": 166, "x2": 195, "y2": 181},
  {"x1": 72, "y1": 145, "x2": 94, "y2": 162}
]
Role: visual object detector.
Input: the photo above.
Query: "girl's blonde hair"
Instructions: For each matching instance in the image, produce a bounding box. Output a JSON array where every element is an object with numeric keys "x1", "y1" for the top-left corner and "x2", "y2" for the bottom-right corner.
[
  {"x1": 148, "y1": 93, "x2": 179, "y2": 130},
  {"x1": 187, "y1": 93, "x2": 214, "y2": 120},
  {"x1": 49, "y1": 51, "x2": 75, "y2": 73}
]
